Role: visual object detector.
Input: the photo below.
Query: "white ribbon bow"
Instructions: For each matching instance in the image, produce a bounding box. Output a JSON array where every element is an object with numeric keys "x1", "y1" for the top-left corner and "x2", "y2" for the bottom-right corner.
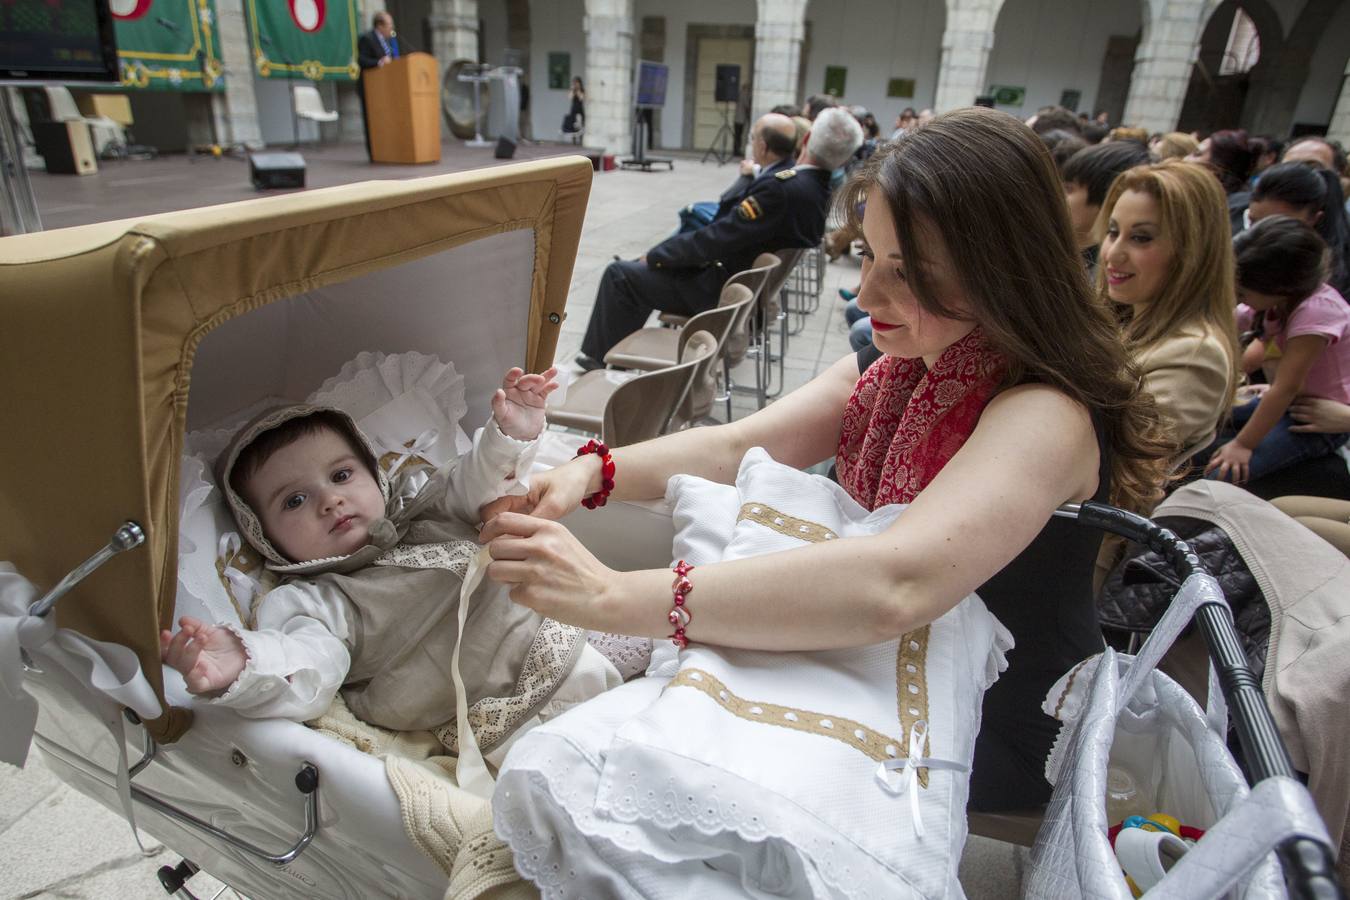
[
  {"x1": 218, "y1": 532, "x2": 262, "y2": 608},
  {"x1": 875, "y1": 720, "x2": 969, "y2": 838},
  {"x1": 385, "y1": 428, "x2": 440, "y2": 476}
]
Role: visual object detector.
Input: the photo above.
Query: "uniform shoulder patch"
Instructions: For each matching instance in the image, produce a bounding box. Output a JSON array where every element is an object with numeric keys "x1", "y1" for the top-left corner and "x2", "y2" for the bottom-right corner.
[
  {"x1": 737, "y1": 196, "x2": 763, "y2": 221},
  {"x1": 774, "y1": 168, "x2": 797, "y2": 180}
]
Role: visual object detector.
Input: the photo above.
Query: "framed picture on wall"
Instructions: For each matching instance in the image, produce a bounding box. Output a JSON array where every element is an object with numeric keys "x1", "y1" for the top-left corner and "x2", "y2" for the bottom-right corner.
[
  {"x1": 824, "y1": 66, "x2": 847, "y2": 98},
  {"x1": 989, "y1": 85, "x2": 1026, "y2": 106},
  {"x1": 1060, "y1": 89, "x2": 1081, "y2": 111},
  {"x1": 548, "y1": 52, "x2": 570, "y2": 90},
  {"x1": 887, "y1": 78, "x2": 916, "y2": 98}
]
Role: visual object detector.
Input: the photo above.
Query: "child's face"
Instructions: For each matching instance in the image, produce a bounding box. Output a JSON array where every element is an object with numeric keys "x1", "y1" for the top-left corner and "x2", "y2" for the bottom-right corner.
[{"x1": 242, "y1": 428, "x2": 385, "y2": 563}]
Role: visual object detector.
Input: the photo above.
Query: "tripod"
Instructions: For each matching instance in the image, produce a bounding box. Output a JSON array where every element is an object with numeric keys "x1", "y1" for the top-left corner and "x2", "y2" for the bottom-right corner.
[{"x1": 701, "y1": 101, "x2": 735, "y2": 165}]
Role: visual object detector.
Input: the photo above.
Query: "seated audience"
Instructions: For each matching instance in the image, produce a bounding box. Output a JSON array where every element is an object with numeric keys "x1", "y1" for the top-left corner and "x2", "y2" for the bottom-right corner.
[
  {"x1": 574, "y1": 108, "x2": 863, "y2": 368},
  {"x1": 1204, "y1": 217, "x2": 1350, "y2": 483},
  {"x1": 1151, "y1": 131, "x2": 1198, "y2": 161},
  {"x1": 1029, "y1": 105, "x2": 1082, "y2": 138},
  {"x1": 677, "y1": 113, "x2": 798, "y2": 233},
  {"x1": 891, "y1": 106, "x2": 917, "y2": 140},
  {"x1": 803, "y1": 93, "x2": 836, "y2": 120},
  {"x1": 1189, "y1": 129, "x2": 1257, "y2": 232},
  {"x1": 1246, "y1": 162, "x2": 1350, "y2": 294},
  {"x1": 1062, "y1": 140, "x2": 1151, "y2": 271},
  {"x1": 1097, "y1": 161, "x2": 1239, "y2": 457}
]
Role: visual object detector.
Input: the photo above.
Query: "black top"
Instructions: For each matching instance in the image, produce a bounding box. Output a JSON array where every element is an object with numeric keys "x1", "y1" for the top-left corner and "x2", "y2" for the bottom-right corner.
[
  {"x1": 647, "y1": 167, "x2": 833, "y2": 278},
  {"x1": 856, "y1": 345, "x2": 1108, "y2": 809}
]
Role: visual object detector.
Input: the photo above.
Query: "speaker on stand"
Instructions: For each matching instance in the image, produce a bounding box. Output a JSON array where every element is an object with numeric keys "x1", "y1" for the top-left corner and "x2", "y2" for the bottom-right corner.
[{"x1": 701, "y1": 64, "x2": 740, "y2": 165}]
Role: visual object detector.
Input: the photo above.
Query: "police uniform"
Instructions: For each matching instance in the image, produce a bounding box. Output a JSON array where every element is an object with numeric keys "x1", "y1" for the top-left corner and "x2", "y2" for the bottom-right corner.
[{"x1": 580, "y1": 164, "x2": 833, "y2": 364}]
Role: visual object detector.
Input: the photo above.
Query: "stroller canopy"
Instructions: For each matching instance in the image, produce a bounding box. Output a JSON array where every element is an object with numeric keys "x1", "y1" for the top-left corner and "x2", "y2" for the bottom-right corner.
[{"x1": 0, "y1": 157, "x2": 593, "y2": 741}]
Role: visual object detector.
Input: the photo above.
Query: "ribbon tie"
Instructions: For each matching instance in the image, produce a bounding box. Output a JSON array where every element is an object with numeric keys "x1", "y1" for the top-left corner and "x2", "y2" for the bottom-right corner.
[
  {"x1": 218, "y1": 533, "x2": 261, "y2": 608},
  {"x1": 874, "y1": 721, "x2": 969, "y2": 837},
  {"x1": 385, "y1": 428, "x2": 439, "y2": 478}
]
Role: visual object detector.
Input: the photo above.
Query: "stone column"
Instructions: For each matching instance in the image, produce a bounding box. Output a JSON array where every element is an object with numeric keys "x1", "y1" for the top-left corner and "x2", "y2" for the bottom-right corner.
[
  {"x1": 1329, "y1": 56, "x2": 1350, "y2": 147},
  {"x1": 583, "y1": 0, "x2": 634, "y2": 155},
  {"x1": 751, "y1": 0, "x2": 807, "y2": 118},
  {"x1": 209, "y1": 0, "x2": 262, "y2": 148},
  {"x1": 428, "y1": 0, "x2": 479, "y2": 138},
  {"x1": 932, "y1": 0, "x2": 1003, "y2": 113},
  {"x1": 1120, "y1": 0, "x2": 1209, "y2": 134}
]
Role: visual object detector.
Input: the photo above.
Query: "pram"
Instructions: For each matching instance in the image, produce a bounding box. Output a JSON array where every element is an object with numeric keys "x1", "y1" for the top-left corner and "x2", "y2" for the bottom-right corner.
[{"x1": 0, "y1": 156, "x2": 1341, "y2": 899}]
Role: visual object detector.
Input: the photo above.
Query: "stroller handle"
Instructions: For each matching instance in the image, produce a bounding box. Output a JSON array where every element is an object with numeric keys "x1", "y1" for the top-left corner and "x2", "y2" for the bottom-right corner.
[
  {"x1": 1055, "y1": 501, "x2": 1344, "y2": 900},
  {"x1": 28, "y1": 521, "x2": 145, "y2": 618}
]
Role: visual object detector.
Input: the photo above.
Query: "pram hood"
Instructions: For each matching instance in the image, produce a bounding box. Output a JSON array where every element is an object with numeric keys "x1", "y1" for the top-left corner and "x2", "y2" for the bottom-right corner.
[{"x1": 0, "y1": 157, "x2": 593, "y2": 743}]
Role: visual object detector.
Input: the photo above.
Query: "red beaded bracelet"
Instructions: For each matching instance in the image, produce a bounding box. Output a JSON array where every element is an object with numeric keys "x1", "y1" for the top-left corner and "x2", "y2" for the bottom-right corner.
[
  {"x1": 668, "y1": 560, "x2": 694, "y2": 649},
  {"x1": 575, "y1": 439, "x2": 615, "y2": 509}
]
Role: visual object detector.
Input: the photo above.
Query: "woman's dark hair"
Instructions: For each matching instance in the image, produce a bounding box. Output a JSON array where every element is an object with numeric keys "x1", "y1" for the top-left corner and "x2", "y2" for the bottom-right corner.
[
  {"x1": 1234, "y1": 215, "x2": 1330, "y2": 327},
  {"x1": 1062, "y1": 140, "x2": 1152, "y2": 206},
  {"x1": 571, "y1": 77, "x2": 584, "y2": 92},
  {"x1": 231, "y1": 410, "x2": 377, "y2": 496},
  {"x1": 1206, "y1": 129, "x2": 1256, "y2": 194},
  {"x1": 840, "y1": 107, "x2": 1172, "y2": 509},
  {"x1": 1252, "y1": 162, "x2": 1350, "y2": 294},
  {"x1": 1248, "y1": 135, "x2": 1284, "y2": 170},
  {"x1": 804, "y1": 94, "x2": 836, "y2": 120}
]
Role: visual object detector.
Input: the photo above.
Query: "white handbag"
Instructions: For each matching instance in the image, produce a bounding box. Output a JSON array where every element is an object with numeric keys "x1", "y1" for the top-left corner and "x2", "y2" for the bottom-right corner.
[{"x1": 1023, "y1": 574, "x2": 1331, "y2": 899}]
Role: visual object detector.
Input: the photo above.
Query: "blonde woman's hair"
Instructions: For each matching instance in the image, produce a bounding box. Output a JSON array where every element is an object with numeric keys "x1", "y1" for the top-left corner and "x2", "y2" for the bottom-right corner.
[
  {"x1": 1153, "y1": 132, "x2": 1198, "y2": 161},
  {"x1": 1109, "y1": 126, "x2": 1149, "y2": 145},
  {"x1": 1096, "y1": 159, "x2": 1240, "y2": 396}
]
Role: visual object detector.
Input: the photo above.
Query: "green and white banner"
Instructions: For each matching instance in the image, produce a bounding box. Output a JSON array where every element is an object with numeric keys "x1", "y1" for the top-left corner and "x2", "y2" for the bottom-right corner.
[
  {"x1": 111, "y1": 0, "x2": 225, "y2": 91},
  {"x1": 247, "y1": 0, "x2": 360, "y2": 81}
]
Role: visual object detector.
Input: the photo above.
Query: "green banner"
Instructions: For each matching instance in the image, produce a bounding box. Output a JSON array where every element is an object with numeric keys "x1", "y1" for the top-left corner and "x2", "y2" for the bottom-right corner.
[
  {"x1": 113, "y1": 0, "x2": 225, "y2": 92},
  {"x1": 248, "y1": 0, "x2": 359, "y2": 81}
]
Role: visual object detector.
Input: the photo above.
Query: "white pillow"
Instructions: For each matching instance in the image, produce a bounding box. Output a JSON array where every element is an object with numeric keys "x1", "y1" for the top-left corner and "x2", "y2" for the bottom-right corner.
[
  {"x1": 588, "y1": 447, "x2": 1014, "y2": 898},
  {"x1": 664, "y1": 473, "x2": 739, "y2": 568},
  {"x1": 176, "y1": 351, "x2": 475, "y2": 628}
]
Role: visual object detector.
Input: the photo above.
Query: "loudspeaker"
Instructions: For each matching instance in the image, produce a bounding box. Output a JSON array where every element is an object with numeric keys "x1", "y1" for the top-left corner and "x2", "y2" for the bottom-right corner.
[
  {"x1": 494, "y1": 136, "x2": 517, "y2": 159},
  {"x1": 249, "y1": 151, "x2": 306, "y2": 190},
  {"x1": 714, "y1": 64, "x2": 741, "y2": 104},
  {"x1": 33, "y1": 121, "x2": 98, "y2": 175},
  {"x1": 974, "y1": 95, "x2": 996, "y2": 108}
]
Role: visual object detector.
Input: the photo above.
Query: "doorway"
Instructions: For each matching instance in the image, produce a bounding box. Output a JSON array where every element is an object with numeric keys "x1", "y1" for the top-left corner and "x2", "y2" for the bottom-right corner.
[{"x1": 688, "y1": 32, "x2": 753, "y2": 152}]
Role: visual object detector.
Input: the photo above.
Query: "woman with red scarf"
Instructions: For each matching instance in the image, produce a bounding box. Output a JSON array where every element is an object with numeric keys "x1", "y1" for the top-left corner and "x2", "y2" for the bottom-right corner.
[{"x1": 481, "y1": 107, "x2": 1171, "y2": 811}]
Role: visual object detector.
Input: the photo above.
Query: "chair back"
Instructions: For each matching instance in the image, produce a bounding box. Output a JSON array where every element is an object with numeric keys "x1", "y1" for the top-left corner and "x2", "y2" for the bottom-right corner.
[
  {"x1": 762, "y1": 247, "x2": 805, "y2": 319},
  {"x1": 602, "y1": 331, "x2": 717, "y2": 446},
  {"x1": 674, "y1": 288, "x2": 750, "y2": 423},
  {"x1": 723, "y1": 253, "x2": 780, "y2": 364},
  {"x1": 42, "y1": 86, "x2": 82, "y2": 121},
  {"x1": 293, "y1": 85, "x2": 328, "y2": 116}
]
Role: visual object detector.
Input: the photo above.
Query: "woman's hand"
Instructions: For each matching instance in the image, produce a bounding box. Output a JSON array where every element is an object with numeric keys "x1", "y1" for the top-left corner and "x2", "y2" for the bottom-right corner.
[
  {"x1": 1234, "y1": 383, "x2": 1269, "y2": 404},
  {"x1": 1204, "y1": 439, "x2": 1254, "y2": 483},
  {"x1": 481, "y1": 512, "x2": 620, "y2": 630},
  {"x1": 479, "y1": 453, "x2": 602, "y2": 524},
  {"x1": 491, "y1": 366, "x2": 559, "y2": 441},
  {"x1": 1289, "y1": 396, "x2": 1350, "y2": 434},
  {"x1": 160, "y1": 616, "x2": 247, "y2": 695}
]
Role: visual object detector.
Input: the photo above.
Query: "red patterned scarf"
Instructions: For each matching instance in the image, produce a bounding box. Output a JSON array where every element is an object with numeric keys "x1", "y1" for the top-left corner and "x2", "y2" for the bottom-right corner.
[{"x1": 836, "y1": 328, "x2": 1008, "y2": 509}]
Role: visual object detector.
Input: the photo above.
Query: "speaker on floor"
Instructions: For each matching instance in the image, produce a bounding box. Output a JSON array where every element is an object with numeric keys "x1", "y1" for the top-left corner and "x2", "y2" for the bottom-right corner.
[
  {"x1": 494, "y1": 136, "x2": 517, "y2": 159},
  {"x1": 714, "y1": 64, "x2": 741, "y2": 104},
  {"x1": 249, "y1": 151, "x2": 306, "y2": 190},
  {"x1": 33, "y1": 121, "x2": 98, "y2": 175}
]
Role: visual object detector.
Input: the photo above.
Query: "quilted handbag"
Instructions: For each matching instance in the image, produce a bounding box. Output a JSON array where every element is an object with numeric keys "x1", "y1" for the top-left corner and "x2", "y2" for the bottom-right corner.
[{"x1": 1023, "y1": 574, "x2": 1331, "y2": 898}]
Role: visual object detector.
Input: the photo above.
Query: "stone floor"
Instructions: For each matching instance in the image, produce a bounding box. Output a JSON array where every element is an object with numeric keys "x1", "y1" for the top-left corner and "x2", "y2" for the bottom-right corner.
[{"x1": 3, "y1": 137, "x2": 1026, "y2": 899}]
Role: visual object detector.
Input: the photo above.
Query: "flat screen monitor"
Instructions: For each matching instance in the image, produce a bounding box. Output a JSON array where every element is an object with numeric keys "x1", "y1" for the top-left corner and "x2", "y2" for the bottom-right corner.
[
  {"x1": 635, "y1": 60, "x2": 668, "y2": 109},
  {"x1": 1, "y1": 0, "x2": 120, "y2": 84}
]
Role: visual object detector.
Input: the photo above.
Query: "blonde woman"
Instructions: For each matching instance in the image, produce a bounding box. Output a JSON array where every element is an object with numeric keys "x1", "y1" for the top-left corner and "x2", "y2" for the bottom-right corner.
[
  {"x1": 1152, "y1": 131, "x2": 1199, "y2": 161},
  {"x1": 1097, "y1": 160, "x2": 1240, "y2": 460}
]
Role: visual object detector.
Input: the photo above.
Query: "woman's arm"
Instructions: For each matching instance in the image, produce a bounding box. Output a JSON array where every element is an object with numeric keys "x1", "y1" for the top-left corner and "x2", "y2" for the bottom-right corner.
[
  {"x1": 1206, "y1": 334, "x2": 1328, "y2": 481},
  {"x1": 489, "y1": 354, "x2": 861, "y2": 520},
  {"x1": 1289, "y1": 395, "x2": 1350, "y2": 433},
  {"x1": 483, "y1": 383, "x2": 1099, "y2": 650}
]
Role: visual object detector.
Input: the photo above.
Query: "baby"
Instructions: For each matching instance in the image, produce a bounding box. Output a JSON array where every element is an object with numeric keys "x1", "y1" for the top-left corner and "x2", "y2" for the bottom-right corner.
[{"x1": 162, "y1": 367, "x2": 640, "y2": 761}]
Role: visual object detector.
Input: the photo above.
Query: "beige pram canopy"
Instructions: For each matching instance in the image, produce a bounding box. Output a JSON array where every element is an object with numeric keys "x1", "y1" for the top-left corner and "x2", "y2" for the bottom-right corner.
[{"x1": 0, "y1": 157, "x2": 592, "y2": 745}]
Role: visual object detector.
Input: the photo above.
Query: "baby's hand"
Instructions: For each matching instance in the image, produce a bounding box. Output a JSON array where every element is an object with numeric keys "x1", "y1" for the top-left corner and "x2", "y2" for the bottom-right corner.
[
  {"x1": 492, "y1": 366, "x2": 559, "y2": 441},
  {"x1": 160, "y1": 616, "x2": 247, "y2": 695}
]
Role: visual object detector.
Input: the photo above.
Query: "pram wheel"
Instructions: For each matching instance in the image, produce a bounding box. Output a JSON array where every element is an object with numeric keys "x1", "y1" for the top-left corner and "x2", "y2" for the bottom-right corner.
[{"x1": 157, "y1": 859, "x2": 200, "y2": 897}]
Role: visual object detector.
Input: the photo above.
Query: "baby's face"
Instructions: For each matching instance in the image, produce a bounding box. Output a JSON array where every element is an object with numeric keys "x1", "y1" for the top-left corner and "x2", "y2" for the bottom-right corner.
[{"x1": 242, "y1": 428, "x2": 385, "y2": 563}]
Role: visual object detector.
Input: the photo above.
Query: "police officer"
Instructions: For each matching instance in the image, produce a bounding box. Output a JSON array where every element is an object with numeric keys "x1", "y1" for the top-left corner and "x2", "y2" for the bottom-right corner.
[
  {"x1": 577, "y1": 107, "x2": 865, "y2": 369},
  {"x1": 677, "y1": 113, "x2": 798, "y2": 233}
]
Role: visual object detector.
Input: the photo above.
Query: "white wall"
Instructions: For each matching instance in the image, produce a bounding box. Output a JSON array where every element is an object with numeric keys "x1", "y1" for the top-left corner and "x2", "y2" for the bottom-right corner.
[
  {"x1": 1292, "y1": 0, "x2": 1350, "y2": 127},
  {"x1": 528, "y1": 0, "x2": 586, "y2": 139},
  {"x1": 802, "y1": 0, "x2": 945, "y2": 127},
  {"x1": 984, "y1": 0, "x2": 1141, "y2": 120},
  {"x1": 634, "y1": 0, "x2": 757, "y2": 149}
]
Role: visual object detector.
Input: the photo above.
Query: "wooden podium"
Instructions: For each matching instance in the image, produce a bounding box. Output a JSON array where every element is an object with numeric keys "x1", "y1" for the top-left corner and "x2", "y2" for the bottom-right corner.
[{"x1": 363, "y1": 52, "x2": 442, "y2": 164}]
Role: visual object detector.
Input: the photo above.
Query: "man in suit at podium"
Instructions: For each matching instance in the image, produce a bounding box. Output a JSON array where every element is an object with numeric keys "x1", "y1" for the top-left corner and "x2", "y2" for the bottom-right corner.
[{"x1": 357, "y1": 12, "x2": 406, "y2": 159}]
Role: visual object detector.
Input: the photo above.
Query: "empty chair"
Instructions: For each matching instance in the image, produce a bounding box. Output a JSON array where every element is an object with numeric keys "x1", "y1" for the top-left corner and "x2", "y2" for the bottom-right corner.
[
  {"x1": 547, "y1": 332, "x2": 717, "y2": 446},
  {"x1": 755, "y1": 247, "x2": 805, "y2": 400},
  {"x1": 604, "y1": 283, "x2": 754, "y2": 423},
  {"x1": 42, "y1": 86, "x2": 125, "y2": 156},
  {"x1": 294, "y1": 84, "x2": 339, "y2": 140}
]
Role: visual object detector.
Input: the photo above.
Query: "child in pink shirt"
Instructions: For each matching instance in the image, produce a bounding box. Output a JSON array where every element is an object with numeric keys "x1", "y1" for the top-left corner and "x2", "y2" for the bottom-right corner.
[{"x1": 1206, "y1": 216, "x2": 1350, "y2": 483}]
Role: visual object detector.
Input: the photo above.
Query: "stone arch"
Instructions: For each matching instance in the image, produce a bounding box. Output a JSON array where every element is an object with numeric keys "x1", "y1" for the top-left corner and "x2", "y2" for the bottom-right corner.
[
  {"x1": 984, "y1": 0, "x2": 1143, "y2": 121},
  {"x1": 1175, "y1": 0, "x2": 1284, "y2": 134}
]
